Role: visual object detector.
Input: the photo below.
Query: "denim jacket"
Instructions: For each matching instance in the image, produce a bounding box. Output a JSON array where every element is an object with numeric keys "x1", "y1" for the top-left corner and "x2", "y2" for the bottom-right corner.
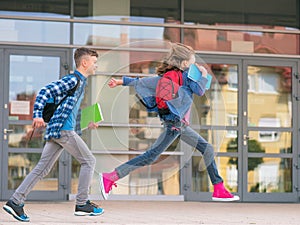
[{"x1": 123, "y1": 69, "x2": 208, "y2": 121}]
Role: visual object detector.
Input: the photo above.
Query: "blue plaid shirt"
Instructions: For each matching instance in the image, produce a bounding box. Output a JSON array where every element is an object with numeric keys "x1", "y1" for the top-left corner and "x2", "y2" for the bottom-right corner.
[{"x1": 33, "y1": 70, "x2": 86, "y2": 140}]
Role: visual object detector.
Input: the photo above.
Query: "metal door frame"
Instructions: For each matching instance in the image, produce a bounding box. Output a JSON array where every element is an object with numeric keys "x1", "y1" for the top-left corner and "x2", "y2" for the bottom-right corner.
[
  {"x1": 0, "y1": 46, "x2": 71, "y2": 201},
  {"x1": 0, "y1": 48, "x2": 4, "y2": 200},
  {"x1": 182, "y1": 54, "x2": 300, "y2": 202},
  {"x1": 241, "y1": 58, "x2": 298, "y2": 202}
]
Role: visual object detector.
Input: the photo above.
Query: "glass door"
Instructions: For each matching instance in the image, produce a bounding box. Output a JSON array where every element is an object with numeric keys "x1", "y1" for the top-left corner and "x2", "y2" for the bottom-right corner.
[
  {"x1": 183, "y1": 57, "x2": 242, "y2": 201},
  {"x1": 183, "y1": 55, "x2": 299, "y2": 202},
  {"x1": 1, "y1": 48, "x2": 70, "y2": 200},
  {"x1": 242, "y1": 59, "x2": 298, "y2": 202}
]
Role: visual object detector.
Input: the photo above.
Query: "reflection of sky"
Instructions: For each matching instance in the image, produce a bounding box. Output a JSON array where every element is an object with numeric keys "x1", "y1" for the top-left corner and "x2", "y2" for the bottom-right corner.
[
  {"x1": 0, "y1": 18, "x2": 69, "y2": 44},
  {"x1": 9, "y1": 55, "x2": 60, "y2": 101},
  {"x1": 0, "y1": 10, "x2": 69, "y2": 18},
  {"x1": 74, "y1": 16, "x2": 164, "y2": 45},
  {"x1": 0, "y1": 11, "x2": 165, "y2": 45},
  {"x1": 75, "y1": 24, "x2": 164, "y2": 45}
]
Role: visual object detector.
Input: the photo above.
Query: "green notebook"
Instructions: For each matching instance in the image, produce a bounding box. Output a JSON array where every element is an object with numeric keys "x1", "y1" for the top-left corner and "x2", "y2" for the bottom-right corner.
[{"x1": 80, "y1": 103, "x2": 104, "y2": 130}]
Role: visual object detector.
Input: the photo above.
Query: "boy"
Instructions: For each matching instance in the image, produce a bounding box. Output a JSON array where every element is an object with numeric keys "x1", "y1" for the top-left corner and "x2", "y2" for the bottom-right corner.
[{"x1": 3, "y1": 47, "x2": 103, "y2": 222}]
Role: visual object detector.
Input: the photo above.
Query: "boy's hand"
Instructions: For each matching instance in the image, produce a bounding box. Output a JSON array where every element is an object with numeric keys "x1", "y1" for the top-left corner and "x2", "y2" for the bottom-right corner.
[
  {"x1": 108, "y1": 78, "x2": 123, "y2": 88},
  {"x1": 195, "y1": 64, "x2": 208, "y2": 78},
  {"x1": 32, "y1": 118, "x2": 46, "y2": 128},
  {"x1": 88, "y1": 122, "x2": 99, "y2": 129}
]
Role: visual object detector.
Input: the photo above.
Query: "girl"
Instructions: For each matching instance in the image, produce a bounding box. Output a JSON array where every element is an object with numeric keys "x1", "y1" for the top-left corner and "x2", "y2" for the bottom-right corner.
[{"x1": 100, "y1": 42, "x2": 239, "y2": 201}]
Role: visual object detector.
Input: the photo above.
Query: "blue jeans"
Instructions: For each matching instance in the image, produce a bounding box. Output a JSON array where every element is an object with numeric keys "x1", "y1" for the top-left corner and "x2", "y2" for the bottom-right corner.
[{"x1": 116, "y1": 121, "x2": 223, "y2": 185}]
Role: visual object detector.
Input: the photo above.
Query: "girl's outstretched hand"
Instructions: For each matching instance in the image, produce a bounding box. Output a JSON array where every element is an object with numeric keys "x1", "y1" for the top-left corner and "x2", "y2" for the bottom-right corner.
[{"x1": 108, "y1": 78, "x2": 123, "y2": 88}]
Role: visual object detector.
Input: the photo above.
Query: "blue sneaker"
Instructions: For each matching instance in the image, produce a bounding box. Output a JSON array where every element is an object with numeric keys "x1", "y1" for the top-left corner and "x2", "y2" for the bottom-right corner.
[
  {"x1": 74, "y1": 200, "x2": 104, "y2": 216},
  {"x1": 3, "y1": 199, "x2": 30, "y2": 222}
]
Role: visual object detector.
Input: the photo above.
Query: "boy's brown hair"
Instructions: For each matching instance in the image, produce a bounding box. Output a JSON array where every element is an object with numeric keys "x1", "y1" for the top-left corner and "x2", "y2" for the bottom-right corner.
[{"x1": 74, "y1": 47, "x2": 98, "y2": 68}]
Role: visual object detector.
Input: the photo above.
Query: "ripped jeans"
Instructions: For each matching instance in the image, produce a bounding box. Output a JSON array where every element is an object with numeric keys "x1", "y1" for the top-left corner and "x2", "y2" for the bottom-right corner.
[{"x1": 116, "y1": 120, "x2": 223, "y2": 185}]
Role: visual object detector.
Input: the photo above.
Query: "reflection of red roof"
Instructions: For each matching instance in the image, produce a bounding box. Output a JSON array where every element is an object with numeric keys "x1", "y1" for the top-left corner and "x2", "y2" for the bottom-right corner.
[
  {"x1": 88, "y1": 23, "x2": 299, "y2": 55},
  {"x1": 254, "y1": 44, "x2": 278, "y2": 54}
]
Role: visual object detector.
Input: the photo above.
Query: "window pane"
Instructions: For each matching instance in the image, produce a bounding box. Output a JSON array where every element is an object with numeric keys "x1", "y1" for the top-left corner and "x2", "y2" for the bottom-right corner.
[
  {"x1": 248, "y1": 157, "x2": 292, "y2": 193},
  {"x1": 8, "y1": 153, "x2": 58, "y2": 191},
  {"x1": 194, "y1": 64, "x2": 238, "y2": 126},
  {"x1": 74, "y1": 23, "x2": 170, "y2": 46},
  {"x1": 248, "y1": 131, "x2": 292, "y2": 153},
  {"x1": 226, "y1": 136, "x2": 239, "y2": 153},
  {"x1": 192, "y1": 156, "x2": 238, "y2": 192},
  {"x1": 192, "y1": 156, "x2": 210, "y2": 192},
  {"x1": 74, "y1": 0, "x2": 131, "y2": 21},
  {"x1": 0, "y1": 0, "x2": 70, "y2": 18},
  {"x1": 248, "y1": 66, "x2": 292, "y2": 128},
  {"x1": 193, "y1": 129, "x2": 237, "y2": 153},
  {"x1": 9, "y1": 55, "x2": 60, "y2": 103},
  {"x1": 74, "y1": 0, "x2": 180, "y2": 24},
  {"x1": 182, "y1": 28, "x2": 299, "y2": 55},
  {"x1": 8, "y1": 125, "x2": 45, "y2": 148},
  {"x1": 8, "y1": 54, "x2": 60, "y2": 148},
  {"x1": 184, "y1": 0, "x2": 299, "y2": 29},
  {"x1": 130, "y1": 0, "x2": 181, "y2": 23},
  {"x1": 89, "y1": 155, "x2": 180, "y2": 196},
  {"x1": 128, "y1": 155, "x2": 180, "y2": 195},
  {"x1": 129, "y1": 122, "x2": 164, "y2": 151},
  {"x1": 0, "y1": 19, "x2": 69, "y2": 44}
]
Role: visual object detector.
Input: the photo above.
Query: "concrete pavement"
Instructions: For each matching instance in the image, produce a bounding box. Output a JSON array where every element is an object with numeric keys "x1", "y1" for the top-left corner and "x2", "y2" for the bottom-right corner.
[{"x1": 1, "y1": 200, "x2": 300, "y2": 225}]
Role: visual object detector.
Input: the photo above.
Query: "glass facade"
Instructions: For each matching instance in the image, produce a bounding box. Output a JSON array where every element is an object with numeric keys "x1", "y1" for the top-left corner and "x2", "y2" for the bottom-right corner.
[
  {"x1": 0, "y1": 0, "x2": 299, "y2": 202},
  {"x1": 0, "y1": 1, "x2": 298, "y2": 54}
]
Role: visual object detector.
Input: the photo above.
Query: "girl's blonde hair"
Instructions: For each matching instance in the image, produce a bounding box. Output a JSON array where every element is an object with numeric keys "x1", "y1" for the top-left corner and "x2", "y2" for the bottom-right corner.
[{"x1": 156, "y1": 42, "x2": 195, "y2": 75}]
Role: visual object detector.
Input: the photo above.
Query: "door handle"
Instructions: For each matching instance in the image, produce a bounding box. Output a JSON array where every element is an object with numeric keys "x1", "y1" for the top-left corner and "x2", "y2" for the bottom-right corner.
[
  {"x1": 243, "y1": 135, "x2": 250, "y2": 140},
  {"x1": 4, "y1": 129, "x2": 14, "y2": 134},
  {"x1": 243, "y1": 134, "x2": 251, "y2": 146}
]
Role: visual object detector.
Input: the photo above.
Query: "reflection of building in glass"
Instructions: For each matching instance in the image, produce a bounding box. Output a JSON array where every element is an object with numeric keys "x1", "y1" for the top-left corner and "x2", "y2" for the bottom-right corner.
[
  {"x1": 216, "y1": 64, "x2": 292, "y2": 193},
  {"x1": 164, "y1": 19, "x2": 299, "y2": 55},
  {"x1": 8, "y1": 154, "x2": 31, "y2": 189},
  {"x1": 86, "y1": 22, "x2": 295, "y2": 194}
]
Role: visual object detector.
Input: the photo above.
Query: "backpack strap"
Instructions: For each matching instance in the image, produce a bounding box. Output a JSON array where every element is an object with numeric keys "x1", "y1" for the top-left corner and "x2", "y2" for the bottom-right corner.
[
  {"x1": 176, "y1": 70, "x2": 183, "y2": 86},
  {"x1": 67, "y1": 73, "x2": 81, "y2": 95},
  {"x1": 171, "y1": 70, "x2": 182, "y2": 98},
  {"x1": 57, "y1": 73, "x2": 81, "y2": 105}
]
